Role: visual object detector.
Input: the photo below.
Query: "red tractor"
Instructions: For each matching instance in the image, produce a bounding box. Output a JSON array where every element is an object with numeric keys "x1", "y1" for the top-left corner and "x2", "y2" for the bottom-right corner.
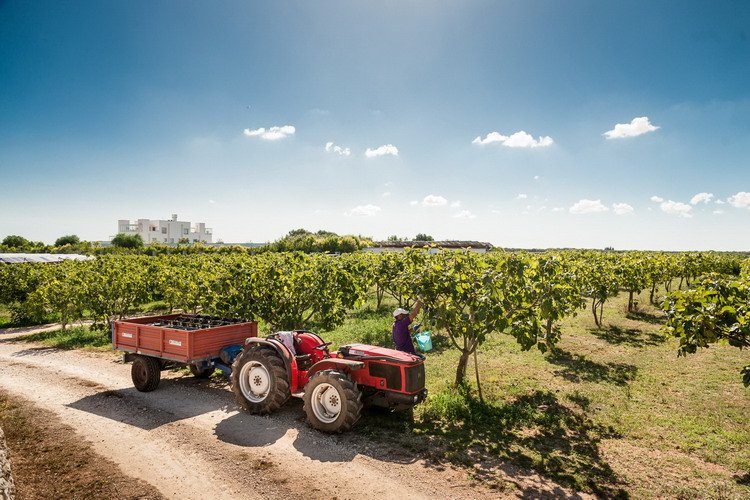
[{"x1": 230, "y1": 331, "x2": 427, "y2": 432}]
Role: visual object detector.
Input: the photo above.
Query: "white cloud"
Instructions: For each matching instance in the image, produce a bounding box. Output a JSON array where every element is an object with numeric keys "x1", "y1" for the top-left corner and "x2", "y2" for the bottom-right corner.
[
  {"x1": 713, "y1": 210, "x2": 724, "y2": 215},
  {"x1": 533, "y1": 175, "x2": 540, "y2": 180},
  {"x1": 660, "y1": 200, "x2": 692, "y2": 217},
  {"x1": 325, "y1": 141, "x2": 351, "y2": 156},
  {"x1": 345, "y1": 204, "x2": 381, "y2": 217},
  {"x1": 612, "y1": 203, "x2": 634, "y2": 215},
  {"x1": 728, "y1": 192, "x2": 750, "y2": 208},
  {"x1": 208, "y1": 199, "x2": 216, "y2": 204},
  {"x1": 243, "y1": 125, "x2": 296, "y2": 141},
  {"x1": 551, "y1": 207, "x2": 564, "y2": 212},
  {"x1": 365, "y1": 144, "x2": 399, "y2": 158},
  {"x1": 515, "y1": 193, "x2": 528, "y2": 200},
  {"x1": 382, "y1": 192, "x2": 391, "y2": 198},
  {"x1": 422, "y1": 195, "x2": 448, "y2": 207},
  {"x1": 570, "y1": 199, "x2": 609, "y2": 214},
  {"x1": 472, "y1": 130, "x2": 553, "y2": 148},
  {"x1": 409, "y1": 200, "x2": 418, "y2": 206},
  {"x1": 690, "y1": 192, "x2": 714, "y2": 205},
  {"x1": 450, "y1": 200, "x2": 462, "y2": 208},
  {"x1": 650, "y1": 195, "x2": 664, "y2": 203},
  {"x1": 715, "y1": 199, "x2": 725, "y2": 205},
  {"x1": 453, "y1": 210, "x2": 476, "y2": 219},
  {"x1": 603, "y1": 116, "x2": 659, "y2": 139}
]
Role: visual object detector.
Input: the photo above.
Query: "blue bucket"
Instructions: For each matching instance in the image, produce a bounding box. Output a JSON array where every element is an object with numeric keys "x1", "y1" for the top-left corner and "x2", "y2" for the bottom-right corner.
[{"x1": 415, "y1": 331, "x2": 433, "y2": 352}]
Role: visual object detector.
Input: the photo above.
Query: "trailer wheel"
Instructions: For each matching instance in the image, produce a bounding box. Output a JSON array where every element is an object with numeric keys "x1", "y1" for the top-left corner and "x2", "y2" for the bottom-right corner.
[
  {"x1": 304, "y1": 370, "x2": 362, "y2": 433},
  {"x1": 231, "y1": 347, "x2": 289, "y2": 414},
  {"x1": 131, "y1": 355, "x2": 161, "y2": 392},
  {"x1": 189, "y1": 365, "x2": 214, "y2": 379}
]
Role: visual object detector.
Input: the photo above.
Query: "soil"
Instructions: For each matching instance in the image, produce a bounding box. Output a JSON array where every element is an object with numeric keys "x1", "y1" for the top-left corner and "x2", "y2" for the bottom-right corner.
[{"x1": 0, "y1": 324, "x2": 589, "y2": 499}]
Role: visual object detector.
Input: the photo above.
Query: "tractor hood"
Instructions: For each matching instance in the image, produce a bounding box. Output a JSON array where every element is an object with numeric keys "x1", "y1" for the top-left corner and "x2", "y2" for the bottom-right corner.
[{"x1": 339, "y1": 344, "x2": 422, "y2": 364}]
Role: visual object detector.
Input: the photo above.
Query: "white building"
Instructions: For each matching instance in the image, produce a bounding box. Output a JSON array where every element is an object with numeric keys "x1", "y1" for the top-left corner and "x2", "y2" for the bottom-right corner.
[{"x1": 117, "y1": 214, "x2": 213, "y2": 244}]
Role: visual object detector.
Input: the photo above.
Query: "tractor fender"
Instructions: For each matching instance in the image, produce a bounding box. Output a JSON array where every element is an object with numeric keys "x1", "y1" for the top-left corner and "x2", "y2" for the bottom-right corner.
[
  {"x1": 307, "y1": 358, "x2": 365, "y2": 378},
  {"x1": 243, "y1": 337, "x2": 298, "y2": 392}
]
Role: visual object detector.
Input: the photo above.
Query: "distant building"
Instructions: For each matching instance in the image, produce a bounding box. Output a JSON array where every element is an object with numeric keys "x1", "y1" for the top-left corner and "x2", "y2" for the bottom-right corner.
[
  {"x1": 363, "y1": 240, "x2": 492, "y2": 254},
  {"x1": 117, "y1": 214, "x2": 213, "y2": 244}
]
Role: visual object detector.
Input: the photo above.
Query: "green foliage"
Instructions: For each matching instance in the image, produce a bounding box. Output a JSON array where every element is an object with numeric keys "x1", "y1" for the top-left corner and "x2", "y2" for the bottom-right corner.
[
  {"x1": 414, "y1": 233, "x2": 434, "y2": 242},
  {"x1": 54, "y1": 235, "x2": 80, "y2": 246},
  {"x1": 664, "y1": 273, "x2": 750, "y2": 386},
  {"x1": 261, "y1": 228, "x2": 372, "y2": 253},
  {"x1": 111, "y1": 233, "x2": 144, "y2": 249},
  {"x1": 2, "y1": 235, "x2": 30, "y2": 248}
]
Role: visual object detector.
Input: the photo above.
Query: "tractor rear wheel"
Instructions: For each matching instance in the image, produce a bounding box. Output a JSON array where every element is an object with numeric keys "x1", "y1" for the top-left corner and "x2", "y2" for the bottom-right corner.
[
  {"x1": 231, "y1": 347, "x2": 290, "y2": 414},
  {"x1": 303, "y1": 370, "x2": 362, "y2": 433},
  {"x1": 131, "y1": 355, "x2": 161, "y2": 392}
]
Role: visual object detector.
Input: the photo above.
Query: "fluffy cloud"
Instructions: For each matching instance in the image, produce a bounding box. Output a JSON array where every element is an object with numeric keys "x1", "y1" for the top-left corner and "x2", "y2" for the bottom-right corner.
[
  {"x1": 325, "y1": 141, "x2": 351, "y2": 156},
  {"x1": 365, "y1": 144, "x2": 399, "y2": 158},
  {"x1": 450, "y1": 200, "x2": 462, "y2": 208},
  {"x1": 570, "y1": 199, "x2": 608, "y2": 214},
  {"x1": 660, "y1": 200, "x2": 692, "y2": 217},
  {"x1": 516, "y1": 193, "x2": 528, "y2": 200},
  {"x1": 243, "y1": 125, "x2": 295, "y2": 140},
  {"x1": 690, "y1": 192, "x2": 714, "y2": 205},
  {"x1": 551, "y1": 207, "x2": 564, "y2": 212},
  {"x1": 728, "y1": 192, "x2": 750, "y2": 208},
  {"x1": 422, "y1": 195, "x2": 448, "y2": 207},
  {"x1": 472, "y1": 131, "x2": 553, "y2": 148},
  {"x1": 345, "y1": 204, "x2": 381, "y2": 217},
  {"x1": 603, "y1": 117, "x2": 659, "y2": 139},
  {"x1": 453, "y1": 210, "x2": 476, "y2": 219},
  {"x1": 715, "y1": 199, "x2": 725, "y2": 205},
  {"x1": 612, "y1": 203, "x2": 634, "y2": 215},
  {"x1": 650, "y1": 195, "x2": 664, "y2": 203}
]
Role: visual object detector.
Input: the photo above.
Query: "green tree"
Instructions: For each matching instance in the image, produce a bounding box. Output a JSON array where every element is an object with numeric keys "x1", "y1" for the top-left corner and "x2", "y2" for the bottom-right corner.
[
  {"x1": 111, "y1": 233, "x2": 144, "y2": 249},
  {"x1": 54, "y1": 235, "x2": 80, "y2": 247},
  {"x1": 414, "y1": 233, "x2": 434, "y2": 242},
  {"x1": 2, "y1": 235, "x2": 30, "y2": 248}
]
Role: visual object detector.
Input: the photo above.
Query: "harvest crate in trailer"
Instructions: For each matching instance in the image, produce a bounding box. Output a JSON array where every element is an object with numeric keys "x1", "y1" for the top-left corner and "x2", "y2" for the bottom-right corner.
[{"x1": 113, "y1": 314, "x2": 258, "y2": 392}]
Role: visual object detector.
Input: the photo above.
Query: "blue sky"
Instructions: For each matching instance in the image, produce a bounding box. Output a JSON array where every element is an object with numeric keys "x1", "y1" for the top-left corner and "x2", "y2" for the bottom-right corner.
[{"x1": 1, "y1": 1, "x2": 749, "y2": 250}]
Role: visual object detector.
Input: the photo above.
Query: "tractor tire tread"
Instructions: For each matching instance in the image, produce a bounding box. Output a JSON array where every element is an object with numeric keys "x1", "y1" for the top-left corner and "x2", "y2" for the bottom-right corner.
[
  {"x1": 231, "y1": 346, "x2": 290, "y2": 415},
  {"x1": 132, "y1": 355, "x2": 161, "y2": 392},
  {"x1": 304, "y1": 370, "x2": 362, "y2": 433}
]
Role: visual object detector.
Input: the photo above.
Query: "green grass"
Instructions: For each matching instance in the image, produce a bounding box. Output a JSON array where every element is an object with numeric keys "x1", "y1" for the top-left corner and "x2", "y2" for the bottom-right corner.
[{"x1": 16, "y1": 326, "x2": 112, "y2": 350}]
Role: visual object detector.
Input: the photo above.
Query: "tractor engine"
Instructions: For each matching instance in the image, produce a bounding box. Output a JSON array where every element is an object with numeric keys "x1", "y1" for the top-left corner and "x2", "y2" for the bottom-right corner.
[{"x1": 338, "y1": 344, "x2": 427, "y2": 410}]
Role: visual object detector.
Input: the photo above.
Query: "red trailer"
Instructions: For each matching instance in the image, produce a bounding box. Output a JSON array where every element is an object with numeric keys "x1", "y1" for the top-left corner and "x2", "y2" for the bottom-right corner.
[{"x1": 112, "y1": 314, "x2": 257, "y2": 391}]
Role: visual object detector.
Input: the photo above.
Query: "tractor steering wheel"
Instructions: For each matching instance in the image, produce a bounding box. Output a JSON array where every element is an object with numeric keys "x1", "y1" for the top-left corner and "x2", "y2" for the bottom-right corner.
[{"x1": 313, "y1": 342, "x2": 332, "y2": 351}]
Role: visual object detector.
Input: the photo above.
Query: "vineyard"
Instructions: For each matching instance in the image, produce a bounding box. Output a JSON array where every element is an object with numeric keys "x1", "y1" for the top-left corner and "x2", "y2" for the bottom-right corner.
[{"x1": 1, "y1": 248, "x2": 749, "y2": 495}]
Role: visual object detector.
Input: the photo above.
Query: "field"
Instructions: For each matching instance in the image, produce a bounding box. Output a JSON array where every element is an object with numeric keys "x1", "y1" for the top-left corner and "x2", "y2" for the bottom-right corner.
[{"x1": 9, "y1": 283, "x2": 749, "y2": 498}]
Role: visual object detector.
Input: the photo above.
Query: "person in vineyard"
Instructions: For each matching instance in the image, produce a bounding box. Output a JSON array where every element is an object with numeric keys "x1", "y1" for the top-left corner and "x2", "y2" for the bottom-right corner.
[{"x1": 392, "y1": 299, "x2": 421, "y2": 354}]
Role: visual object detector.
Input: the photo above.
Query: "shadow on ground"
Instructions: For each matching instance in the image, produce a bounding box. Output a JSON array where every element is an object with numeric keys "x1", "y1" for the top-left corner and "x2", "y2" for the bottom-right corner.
[
  {"x1": 389, "y1": 389, "x2": 629, "y2": 498},
  {"x1": 546, "y1": 348, "x2": 638, "y2": 385},
  {"x1": 589, "y1": 325, "x2": 667, "y2": 348}
]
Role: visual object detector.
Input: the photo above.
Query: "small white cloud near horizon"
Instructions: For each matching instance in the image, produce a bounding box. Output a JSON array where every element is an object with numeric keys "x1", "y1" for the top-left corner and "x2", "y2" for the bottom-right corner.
[
  {"x1": 345, "y1": 204, "x2": 381, "y2": 217},
  {"x1": 325, "y1": 141, "x2": 351, "y2": 156},
  {"x1": 612, "y1": 202, "x2": 634, "y2": 215},
  {"x1": 715, "y1": 199, "x2": 725, "y2": 205},
  {"x1": 533, "y1": 175, "x2": 540, "y2": 180},
  {"x1": 650, "y1": 195, "x2": 664, "y2": 203},
  {"x1": 453, "y1": 210, "x2": 476, "y2": 219},
  {"x1": 422, "y1": 195, "x2": 448, "y2": 207},
  {"x1": 551, "y1": 207, "x2": 564, "y2": 212},
  {"x1": 516, "y1": 193, "x2": 528, "y2": 200},
  {"x1": 243, "y1": 125, "x2": 296, "y2": 141},
  {"x1": 365, "y1": 144, "x2": 399, "y2": 158},
  {"x1": 690, "y1": 192, "x2": 714, "y2": 205},
  {"x1": 450, "y1": 200, "x2": 462, "y2": 208},
  {"x1": 472, "y1": 131, "x2": 553, "y2": 148},
  {"x1": 728, "y1": 192, "x2": 750, "y2": 208},
  {"x1": 603, "y1": 116, "x2": 659, "y2": 139},
  {"x1": 660, "y1": 200, "x2": 692, "y2": 218},
  {"x1": 570, "y1": 199, "x2": 608, "y2": 214}
]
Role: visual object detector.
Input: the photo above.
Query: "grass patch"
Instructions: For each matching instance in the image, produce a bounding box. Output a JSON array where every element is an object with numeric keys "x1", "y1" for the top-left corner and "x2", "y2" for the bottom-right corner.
[{"x1": 17, "y1": 326, "x2": 111, "y2": 350}]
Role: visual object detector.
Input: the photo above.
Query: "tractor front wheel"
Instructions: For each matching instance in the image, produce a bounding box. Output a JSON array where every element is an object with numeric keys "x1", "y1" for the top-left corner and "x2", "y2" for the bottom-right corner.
[
  {"x1": 303, "y1": 370, "x2": 362, "y2": 433},
  {"x1": 131, "y1": 355, "x2": 161, "y2": 392},
  {"x1": 231, "y1": 347, "x2": 290, "y2": 414}
]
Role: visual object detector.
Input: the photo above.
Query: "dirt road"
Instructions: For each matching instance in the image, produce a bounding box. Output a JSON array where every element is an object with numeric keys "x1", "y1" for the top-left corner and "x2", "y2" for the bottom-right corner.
[{"x1": 0, "y1": 326, "x2": 586, "y2": 499}]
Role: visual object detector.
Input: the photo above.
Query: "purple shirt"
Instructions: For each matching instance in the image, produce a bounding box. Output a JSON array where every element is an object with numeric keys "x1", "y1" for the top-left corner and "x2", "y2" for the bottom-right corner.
[{"x1": 392, "y1": 316, "x2": 416, "y2": 354}]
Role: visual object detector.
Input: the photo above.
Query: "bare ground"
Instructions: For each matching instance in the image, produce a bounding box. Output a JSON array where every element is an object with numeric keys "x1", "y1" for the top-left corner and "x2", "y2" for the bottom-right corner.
[{"x1": 0, "y1": 325, "x2": 588, "y2": 499}]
